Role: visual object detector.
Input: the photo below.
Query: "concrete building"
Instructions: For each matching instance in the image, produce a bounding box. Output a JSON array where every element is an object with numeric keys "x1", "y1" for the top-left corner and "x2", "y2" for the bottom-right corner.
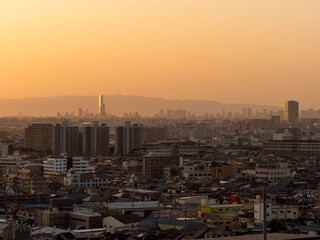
[
  {"x1": 96, "y1": 123, "x2": 110, "y2": 156},
  {"x1": 0, "y1": 143, "x2": 9, "y2": 157},
  {"x1": 285, "y1": 100, "x2": 299, "y2": 123},
  {"x1": 255, "y1": 163, "x2": 291, "y2": 182},
  {"x1": 42, "y1": 199, "x2": 103, "y2": 229},
  {"x1": 43, "y1": 157, "x2": 67, "y2": 178},
  {"x1": 142, "y1": 127, "x2": 168, "y2": 143},
  {"x1": 210, "y1": 163, "x2": 233, "y2": 180},
  {"x1": 63, "y1": 157, "x2": 108, "y2": 188},
  {"x1": 254, "y1": 195, "x2": 300, "y2": 222},
  {"x1": 64, "y1": 157, "x2": 95, "y2": 187},
  {"x1": 115, "y1": 122, "x2": 142, "y2": 156},
  {"x1": 182, "y1": 170, "x2": 212, "y2": 180},
  {"x1": 24, "y1": 124, "x2": 53, "y2": 152},
  {"x1": 80, "y1": 122, "x2": 109, "y2": 157},
  {"x1": 7, "y1": 168, "x2": 49, "y2": 194},
  {"x1": 143, "y1": 152, "x2": 180, "y2": 178},
  {"x1": 106, "y1": 201, "x2": 162, "y2": 218},
  {"x1": 103, "y1": 215, "x2": 142, "y2": 233},
  {"x1": 264, "y1": 140, "x2": 320, "y2": 155},
  {"x1": 0, "y1": 156, "x2": 28, "y2": 176}
]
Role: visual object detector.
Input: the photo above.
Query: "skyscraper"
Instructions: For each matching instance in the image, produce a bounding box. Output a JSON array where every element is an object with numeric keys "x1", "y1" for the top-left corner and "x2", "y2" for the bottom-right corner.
[
  {"x1": 99, "y1": 95, "x2": 106, "y2": 117},
  {"x1": 285, "y1": 100, "x2": 299, "y2": 123}
]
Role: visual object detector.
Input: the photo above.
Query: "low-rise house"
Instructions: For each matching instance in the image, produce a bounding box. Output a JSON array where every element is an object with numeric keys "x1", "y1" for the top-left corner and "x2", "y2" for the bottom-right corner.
[{"x1": 103, "y1": 214, "x2": 143, "y2": 233}]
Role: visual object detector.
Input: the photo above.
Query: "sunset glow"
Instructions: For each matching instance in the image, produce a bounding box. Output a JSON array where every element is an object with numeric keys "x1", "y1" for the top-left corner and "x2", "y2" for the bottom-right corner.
[{"x1": 1, "y1": 0, "x2": 320, "y2": 108}]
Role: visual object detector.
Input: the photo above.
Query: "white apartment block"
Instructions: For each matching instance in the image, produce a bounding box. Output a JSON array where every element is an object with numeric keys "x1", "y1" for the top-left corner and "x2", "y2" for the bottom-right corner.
[
  {"x1": 65, "y1": 157, "x2": 97, "y2": 188},
  {"x1": 43, "y1": 158, "x2": 67, "y2": 178},
  {"x1": 254, "y1": 195, "x2": 300, "y2": 222}
]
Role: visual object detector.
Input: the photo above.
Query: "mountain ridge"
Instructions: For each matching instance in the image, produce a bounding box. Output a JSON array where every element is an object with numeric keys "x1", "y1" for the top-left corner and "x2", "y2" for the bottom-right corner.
[{"x1": 0, "y1": 95, "x2": 281, "y2": 117}]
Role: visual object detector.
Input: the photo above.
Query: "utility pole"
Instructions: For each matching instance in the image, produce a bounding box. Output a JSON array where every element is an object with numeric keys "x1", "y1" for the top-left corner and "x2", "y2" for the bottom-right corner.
[{"x1": 263, "y1": 179, "x2": 267, "y2": 240}]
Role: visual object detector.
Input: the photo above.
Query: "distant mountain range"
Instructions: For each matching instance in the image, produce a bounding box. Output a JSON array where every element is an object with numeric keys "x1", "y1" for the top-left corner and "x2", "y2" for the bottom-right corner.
[{"x1": 0, "y1": 95, "x2": 281, "y2": 117}]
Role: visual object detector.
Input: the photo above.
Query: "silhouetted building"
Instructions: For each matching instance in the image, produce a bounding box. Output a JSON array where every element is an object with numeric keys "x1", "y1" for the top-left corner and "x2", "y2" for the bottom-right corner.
[
  {"x1": 80, "y1": 122, "x2": 109, "y2": 157},
  {"x1": 96, "y1": 123, "x2": 110, "y2": 156},
  {"x1": 99, "y1": 95, "x2": 106, "y2": 117},
  {"x1": 25, "y1": 124, "x2": 53, "y2": 152},
  {"x1": 54, "y1": 122, "x2": 80, "y2": 156},
  {"x1": 142, "y1": 127, "x2": 168, "y2": 143},
  {"x1": 115, "y1": 122, "x2": 142, "y2": 156},
  {"x1": 285, "y1": 100, "x2": 299, "y2": 123}
]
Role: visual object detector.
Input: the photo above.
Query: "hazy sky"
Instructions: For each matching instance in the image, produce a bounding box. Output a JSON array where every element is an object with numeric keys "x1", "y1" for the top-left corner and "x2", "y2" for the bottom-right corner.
[{"x1": 1, "y1": 0, "x2": 320, "y2": 108}]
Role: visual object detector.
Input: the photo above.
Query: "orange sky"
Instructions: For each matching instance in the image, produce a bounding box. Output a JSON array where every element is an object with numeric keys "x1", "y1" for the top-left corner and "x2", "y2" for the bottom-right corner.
[{"x1": 0, "y1": 0, "x2": 320, "y2": 108}]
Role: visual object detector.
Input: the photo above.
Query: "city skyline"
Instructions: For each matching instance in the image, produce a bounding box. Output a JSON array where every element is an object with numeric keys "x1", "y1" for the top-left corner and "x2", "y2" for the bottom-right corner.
[
  {"x1": 1, "y1": 1, "x2": 320, "y2": 108},
  {"x1": 0, "y1": 94, "x2": 297, "y2": 117},
  {"x1": 1, "y1": 1, "x2": 320, "y2": 238}
]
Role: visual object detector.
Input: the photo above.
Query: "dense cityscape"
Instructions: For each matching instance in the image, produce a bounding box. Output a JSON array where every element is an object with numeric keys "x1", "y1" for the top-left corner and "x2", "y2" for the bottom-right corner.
[
  {"x1": 0, "y1": 96, "x2": 319, "y2": 239},
  {"x1": 2, "y1": 0, "x2": 320, "y2": 239}
]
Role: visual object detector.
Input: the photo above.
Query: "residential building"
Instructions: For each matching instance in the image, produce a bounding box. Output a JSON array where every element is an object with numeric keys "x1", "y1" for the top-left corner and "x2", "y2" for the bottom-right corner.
[
  {"x1": 80, "y1": 122, "x2": 109, "y2": 157},
  {"x1": 42, "y1": 199, "x2": 103, "y2": 229},
  {"x1": 103, "y1": 215, "x2": 142, "y2": 233},
  {"x1": 24, "y1": 124, "x2": 53, "y2": 151},
  {"x1": 264, "y1": 140, "x2": 320, "y2": 155},
  {"x1": 96, "y1": 123, "x2": 110, "y2": 156},
  {"x1": 6, "y1": 168, "x2": 49, "y2": 194},
  {"x1": 255, "y1": 163, "x2": 291, "y2": 182},
  {"x1": 143, "y1": 153, "x2": 179, "y2": 178},
  {"x1": 254, "y1": 195, "x2": 300, "y2": 222},
  {"x1": 63, "y1": 157, "x2": 108, "y2": 188},
  {"x1": 210, "y1": 163, "x2": 233, "y2": 180},
  {"x1": 115, "y1": 122, "x2": 142, "y2": 156},
  {"x1": 182, "y1": 170, "x2": 212, "y2": 180},
  {"x1": 43, "y1": 157, "x2": 68, "y2": 178},
  {"x1": 142, "y1": 127, "x2": 168, "y2": 143}
]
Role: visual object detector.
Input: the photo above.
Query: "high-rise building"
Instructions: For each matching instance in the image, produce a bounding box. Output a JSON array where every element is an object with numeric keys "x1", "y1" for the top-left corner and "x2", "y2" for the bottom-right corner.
[
  {"x1": 96, "y1": 123, "x2": 110, "y2": 156},
  {"x1": 81, "y1": 125, "x2": 97, "y2": 157},
  {"x1": 25, "y1": 124, "x2": 53, "y2": 152},
  {"x1": 285, "y1": 100, "x2": 299, "y2": 123},
  {"x1": 53, "y1": 122, "x2": 80, "y2": 157},
  {"x1": 53, "y1": 123, "x2": 64, "y2": 155},
  {"x1": 99, "y1": 95, "x2": 106, "y2": 117},
  {"x1": 115, "y1": 122, "x2": 142, "y2": 156},
  {"x1": 78, "y1": 108, "x2": 83, "y2": 117},
  {"x1": 65, "y1": 126, "x2": 80, "y2": 156},
  {"x1": 80, "y1": 122, "x2": 110, "y2": 157},
  {"x1": 247, "y1": 108, "x2": 252, "y2": 118}
]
